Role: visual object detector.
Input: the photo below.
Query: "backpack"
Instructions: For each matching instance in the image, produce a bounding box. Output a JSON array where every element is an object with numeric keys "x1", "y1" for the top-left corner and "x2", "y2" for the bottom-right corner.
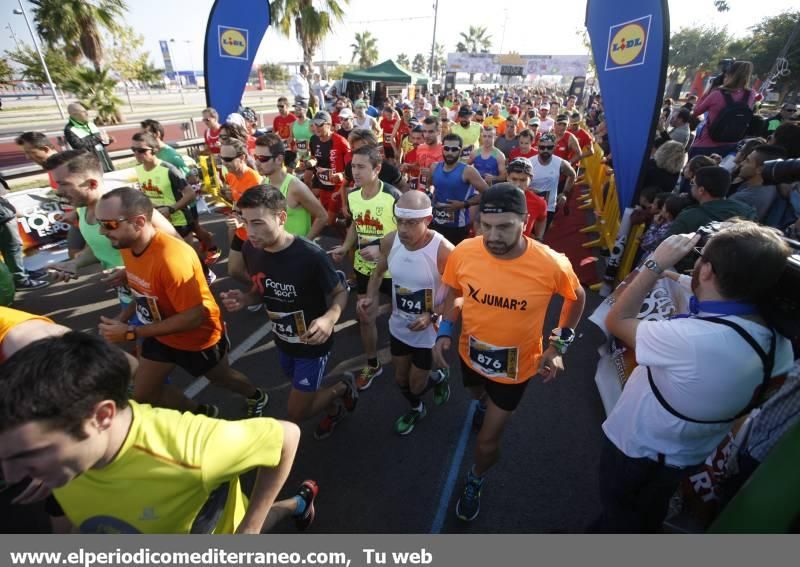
[{"x1": 708, "y1": 89, "x2": 754, "y2": 143}]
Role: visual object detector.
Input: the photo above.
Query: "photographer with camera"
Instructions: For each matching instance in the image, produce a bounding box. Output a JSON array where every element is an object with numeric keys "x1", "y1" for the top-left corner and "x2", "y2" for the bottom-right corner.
[
  {"x1": 593, "y1": 221, "x2": 794, "y2": 533},
  {"x1": 689, "y1": 60, "x2": 757, "y2": 160}
]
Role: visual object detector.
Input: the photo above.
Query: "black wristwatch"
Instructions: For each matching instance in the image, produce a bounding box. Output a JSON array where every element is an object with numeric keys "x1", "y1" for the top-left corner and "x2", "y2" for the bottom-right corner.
[{"x1": 644, "y1": 258, "x2": 664, "y2": 276}]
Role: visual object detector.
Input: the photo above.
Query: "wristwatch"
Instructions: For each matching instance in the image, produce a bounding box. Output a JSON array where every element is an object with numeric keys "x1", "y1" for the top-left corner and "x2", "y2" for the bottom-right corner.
[
  {"x1": 644, "y1": 258, "x2": 664, "y2": 276},
  {"x1": 167, "y1": 205, "x2": 177, "y2": 215},
  {"x1": 124, "y1": 325, "x2": 137, "y2": 342}
]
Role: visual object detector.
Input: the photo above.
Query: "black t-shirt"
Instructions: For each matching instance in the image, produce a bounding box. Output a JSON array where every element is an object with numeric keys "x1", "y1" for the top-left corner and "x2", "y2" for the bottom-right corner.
[
  {"x1": 310, "y1": 136, "x2": 333, "y2": 190},
  {"x1": 344, "y1": 160, "x2": 402, "y2": 187},
  {"x1": 242, "y1": 237, "x2": 340, "y2": 357}
]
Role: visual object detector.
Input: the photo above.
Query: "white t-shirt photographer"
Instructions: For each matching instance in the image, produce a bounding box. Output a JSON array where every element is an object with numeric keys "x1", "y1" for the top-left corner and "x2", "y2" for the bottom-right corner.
[{"x1": 603, "y1": 305, "x2": 794, "y2": 467}]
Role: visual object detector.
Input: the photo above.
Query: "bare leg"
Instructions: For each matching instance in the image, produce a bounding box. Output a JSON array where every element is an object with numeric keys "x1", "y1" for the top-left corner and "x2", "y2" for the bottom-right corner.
[
  {"x1": 205, "y1": 355, "x2": 257, "y2": 398},
  {"x1": 134, "y1": 358, "x2": 198, "y2": 412}
]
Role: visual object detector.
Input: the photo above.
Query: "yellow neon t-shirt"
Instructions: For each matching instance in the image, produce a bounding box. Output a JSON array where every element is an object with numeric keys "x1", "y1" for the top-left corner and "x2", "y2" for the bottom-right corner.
[{"x1": 53, "y1": 401, "x2": 284, "y2": 533}]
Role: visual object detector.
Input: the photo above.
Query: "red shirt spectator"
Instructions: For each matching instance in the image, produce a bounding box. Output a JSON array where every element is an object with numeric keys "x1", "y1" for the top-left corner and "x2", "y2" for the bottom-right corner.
[
  {"x1": 204, "y1": 127, "x2": 221, "y2": 154},
  {"x1": 509, "y1": 147, "x2": 538, "y2": 161}
]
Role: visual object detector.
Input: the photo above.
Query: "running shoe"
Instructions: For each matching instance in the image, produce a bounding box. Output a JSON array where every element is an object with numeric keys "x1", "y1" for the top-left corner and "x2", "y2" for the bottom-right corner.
[
  {"x1": 340, "y1": 374, "x2": 358, "y2": 413},
  {"x1": 455, "y1": 471, "x2": 484, "y2": 522},
  {"x1": 394, "y1": 403, "x2": 427, "y2": 436},
  {"x1": 204, "y1": 247, "x2": 222, "y2": 265},
  {"x1": 294, "y1": 480, "x2": 319, "y2": 531},
  {"x1": 472, "y1": 400, "x2": 487, "y2": 431},
  {"x1": 355, "y1": 362, "x2": 383, "y2": 391},
  {"x1": 16, "y1": 278, "x2": 49, "y2": 290},
  {"x1": 246, "y1": 388, "x2": 269, "y2": 418},
  {"x1": 432, "y1": 369, "x2": 451, "y2": 406},
  {"x1": 196, "y1": 403, "x2": 220, "y2": 418},
  {"x1": 27, "y1": 269, "x2": 47, "y2": 279},
  {"x1": 314, "y1": 404, "x2": 346, "y2": 440}
]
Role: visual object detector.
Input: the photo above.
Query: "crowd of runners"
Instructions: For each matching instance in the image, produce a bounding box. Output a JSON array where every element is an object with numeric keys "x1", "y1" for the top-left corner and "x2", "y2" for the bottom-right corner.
[{"x1": 2, "y1": 74, "x2": 796, "y2": 534}]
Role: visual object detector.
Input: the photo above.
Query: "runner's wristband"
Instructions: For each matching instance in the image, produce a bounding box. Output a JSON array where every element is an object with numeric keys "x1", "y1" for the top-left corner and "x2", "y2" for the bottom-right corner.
[{"x1": 437, "y1": 319, "x2": 455, "y2": 339}]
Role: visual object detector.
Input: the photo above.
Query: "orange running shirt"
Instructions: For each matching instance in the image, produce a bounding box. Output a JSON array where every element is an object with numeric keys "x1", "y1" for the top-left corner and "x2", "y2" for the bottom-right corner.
[
  {"x1": 120, "y1": 231, "x2": 222, "y2": 351},
  {"x1": 226, "y1": 168, "x2": 262, "y2": 240},
  {"x1": 442, "y1": 236, "x2": 579, "y2": 384},
  {"x1": 0, "y1": 307, "x2": 53, "y2": 364}
]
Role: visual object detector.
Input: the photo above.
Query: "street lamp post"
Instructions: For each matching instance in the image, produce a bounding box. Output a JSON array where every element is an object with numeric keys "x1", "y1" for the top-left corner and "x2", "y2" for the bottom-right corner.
[
  {"x1": 428, "y1": 0, "x2": 439, "y2": 78},
  {"x1": 13, "y1": 1, "x2": 65, "y2": 119}
]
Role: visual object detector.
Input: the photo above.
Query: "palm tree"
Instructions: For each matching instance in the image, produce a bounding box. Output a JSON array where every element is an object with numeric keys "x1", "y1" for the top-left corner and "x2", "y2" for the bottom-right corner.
[
  {"x1": 30, "y1": 0, "x2": 127, "y2": 72},
  {"x1": 350, "y1": 31, "x2": 378, "y2": 68},
  {"x1": 270, "y1": 0, "x2": 348, "y2": 70},
  {"x1": 456, "y1": 26, "x2": 492, "y2": 54},
  {"x1": 396, "y1": 53, "x2": 410, "y2": 68},
  {"x1": 427, "y1": 43, "x2": 446, "y2": 79},
  {"x1": 63, "y1": 67, "x2": 124, "y2": 124},
  {"x1": 0, "y1": 58, "x2": 13, "y2": 86}
]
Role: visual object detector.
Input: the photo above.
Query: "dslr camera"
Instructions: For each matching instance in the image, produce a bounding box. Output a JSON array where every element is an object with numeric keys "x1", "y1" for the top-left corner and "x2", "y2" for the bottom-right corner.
[
  {"x1": 710, "y1": 58, "x2": 736, "y2": 88},
  {"x1": 762, "y1": 158, "x2": 800, "y2": 185}
]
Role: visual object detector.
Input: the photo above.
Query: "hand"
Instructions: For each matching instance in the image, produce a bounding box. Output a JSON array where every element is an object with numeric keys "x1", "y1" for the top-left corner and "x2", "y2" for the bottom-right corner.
[
  {"x1": 483, "y1": 174, "x2": 494, "y2": 184},
  {"x1": 157, "y1": 206, "x2": 172, "y2": 217},
  {"x1": 11, "y1": 478, "x2": 52, "y2": 505},
  {"x1": 220, "y1": 290, "x2": 253, "y2": 312},
  {"x1": 48, "y1": 260, "x2": 78, "y2": 282},
  {"x1": 100, "y1": 267, "x2": 127, "y2": 288},
  {"x1": 328, "y1": 245, "x2": 347, "y2": 263},
  {"x1": 60, "y1": 210, "x2": 78, "y2": 225},
  {"x1": 301, "y1": 315, "x2": 335, "y2": 345},
  {"x1": 225, "y1": 216, "x2": 243, "y2": 232},
  {"x1": 537, "y1": 346, "x2": 565, "y2": 383},
  {"x1": 407, "y1": 313, "x2": 433, "y2": 332},
  {"x1": 98, "y1": 315, "x2": 129, "y2": 343},
  {"x1": 332, "y1": 172, "x2": 344, "y2": 184},
  {"x1": 359, "y1": 244, "x2": 380, "y2": 262},
  {"x1": 432, "y1": 336, "x2": 452, "y2": 370},
  {"x1": 651, "y1": 232, "x2": 701, "y2": 271},
  {"x1": 557, "y1": 194, "x2": 568, "y2": 209},
  {"x1": 356, "y1": 295, "x2": 374, "y2": 319},
  {"x1": 443, "y1": 199, "x2": 464, "y2": 211}
]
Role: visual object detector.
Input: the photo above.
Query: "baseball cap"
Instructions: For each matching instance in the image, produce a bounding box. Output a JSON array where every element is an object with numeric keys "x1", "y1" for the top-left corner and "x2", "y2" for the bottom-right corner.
[
  {"x1": 480, "y1": 183, "x2": 528, "y2": 215},
  {"x1": 528, "y1": 117, "x2": 541, "y2": 126},
  {"x1": 293, "y1": 99, "x2": 308, "y2": 109},
  {"x1": 539, "y1": 103, "x2": 550, "y2": 110},
  {"x1": 312, "y1": 111, "x2": 331, "y2": 125},
  {"x1": 509, "y1": 105, "x2": 520, "y2": 115},
  {"x1": 354, "y1": 100, "x2": 367, "y2": 108},
  {"x1": 458, "y1": 105, "x2": 473, "y2": 116},
  {"x1": 507, "y1": 157, "x2": 533, "y2": 176},
  {"x1": 401, "y1": 103, "x2": 412, "y2": 110},
  {"x1": 423, "y1": 102, "x2": 433, "y2": 111},
  {"x1": 556, "y1": 114, "x2": 569, "y2": 124},
  {"x1": 339, "y1": 108, "x2": 353, "y2": 119},
  {"x1": 569, "y1": 112, "x2": 582, "y2": 122}
]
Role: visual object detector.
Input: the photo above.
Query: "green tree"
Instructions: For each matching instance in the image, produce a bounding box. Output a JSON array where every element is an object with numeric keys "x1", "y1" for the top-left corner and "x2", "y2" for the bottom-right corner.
[
  {"x1": 351, "y1": 31, "x2": 379, "y2": 68},
  {"x1": 135, "y1": 61, "x2": 164, "y2": 88},
  {"x1": 427, "y1": 43, "x2": 446, "y2": 80},
  {"x1": 396, "y1": 53, "x2": 410, "y2": 68},
  {"x1": 0, "y1": 58, "x2": 13, "y2": 86},
  {"x1": 577, "y1": 29, "x2": 596, "y2": 76},
  {"x1": 261, "y1": 63, "x2": 289, "y2": 82},
  {"x1": 327, "y1": 63, "x2": 355, "y2": 80},
  {"x1": 456, "y1": 25, "x2": 492, "y2": 54},
  {"x1": 725, "y1": 11, "x2": 800, "y2": 103},
  {"x1": 270, "y1": 0, "x2": 349, "y2": 70},
  {"x1": 5, "y1": 45, "x2": 75, "y2": 87},
  {"x1": 30, "y1": 0, "x2": 127, "y2": 72},
  {"x1": 667, "y1": 25, "x2": 730, "y2": 97},
  {"x1": 412, "y1": 53, "x2": 427, "y2": 74},
  {"x1": 62, "y1": 67, "x2": 124, "y2": 124}
]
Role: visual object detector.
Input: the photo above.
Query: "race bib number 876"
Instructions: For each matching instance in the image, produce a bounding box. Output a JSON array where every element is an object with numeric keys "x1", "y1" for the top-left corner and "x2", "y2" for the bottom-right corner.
[{"x1": 468, "y1": 336, "x2": 518, "y2": 380}]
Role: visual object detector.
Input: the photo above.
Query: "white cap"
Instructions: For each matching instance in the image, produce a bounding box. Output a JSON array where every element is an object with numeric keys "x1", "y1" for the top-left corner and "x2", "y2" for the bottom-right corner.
[
  {"x1": 338, "y1": 108, "x2": 353, "y2": 119},
  {"x1": 423, "y1": 102, "x2": 433, "y2": 111}
]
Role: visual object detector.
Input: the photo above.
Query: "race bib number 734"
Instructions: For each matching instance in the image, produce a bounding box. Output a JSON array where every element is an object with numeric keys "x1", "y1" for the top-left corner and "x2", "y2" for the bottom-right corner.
[{"x1": 268, "y1": 309, "x2": 308, "y2": 343}]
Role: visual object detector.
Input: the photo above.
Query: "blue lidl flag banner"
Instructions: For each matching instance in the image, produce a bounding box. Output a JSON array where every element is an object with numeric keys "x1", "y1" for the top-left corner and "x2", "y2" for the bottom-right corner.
[
  {"x1": 204, "y1": 0, "x2": 271, "y2": 121},
  {"x1": 585, "y1": 0, "x2": 669, "y2": 209}
]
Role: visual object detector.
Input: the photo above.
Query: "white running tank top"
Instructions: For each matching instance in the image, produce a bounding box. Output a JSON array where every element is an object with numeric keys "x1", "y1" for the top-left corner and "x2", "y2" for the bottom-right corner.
[
  {"x1": 354, "y1": 115, "x2": 373, "y2": 130},
  {"x1": 387, "y1": 231, "x2": 444, "y2": 348},
  {"x1": 529, "y1": 154, "x2": 564, "y2": 212}
]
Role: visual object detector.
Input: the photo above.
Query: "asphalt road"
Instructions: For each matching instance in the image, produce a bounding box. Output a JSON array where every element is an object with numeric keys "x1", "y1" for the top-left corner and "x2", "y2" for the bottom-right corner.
[{"x1": 11, "y1": 212, "x2": 607, "y2": 534}]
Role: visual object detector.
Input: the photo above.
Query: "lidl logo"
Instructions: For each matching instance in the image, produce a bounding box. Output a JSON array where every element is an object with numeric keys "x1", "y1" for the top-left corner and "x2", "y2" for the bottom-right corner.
[
  {"x1": 218, "y1": 26, "x2": 248, "y2": 60},
  {"x1": 604, "y1": 15, "x2": 651, "y2": 71}
]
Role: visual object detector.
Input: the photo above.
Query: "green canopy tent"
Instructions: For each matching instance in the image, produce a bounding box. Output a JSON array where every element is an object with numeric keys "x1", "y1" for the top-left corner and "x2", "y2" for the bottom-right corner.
[{"x1": 343, "y1": 59, "x2": 430, "y2": 86}]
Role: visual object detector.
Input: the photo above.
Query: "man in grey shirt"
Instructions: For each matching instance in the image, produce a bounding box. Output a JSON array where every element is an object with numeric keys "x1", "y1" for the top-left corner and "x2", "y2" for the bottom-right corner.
[
  {"x1": 730, "y1": 144, "x2": 787, "y2": 223},
  {"x1": 667, "y1": 108, "x2": 692, "y2": 148},
  {"x1": 494, "y1": 115, "x2": 519, "y2": 158}
]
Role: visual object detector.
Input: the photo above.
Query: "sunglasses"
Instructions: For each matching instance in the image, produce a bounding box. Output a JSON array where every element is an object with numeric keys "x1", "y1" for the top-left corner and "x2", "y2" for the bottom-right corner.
[
  {"x1": 98, "y1": 217, "x2": 134, "y2": 230},
  {"x1": 221, "y1": 156, "x2": 242, "y2": 163},
  {"x1": 443, "y1": 145, "x2": 462, "y2": 152},
  {"x1": 131, "y1": 147, "x2": 151, "y2": 154},
  {"x1": 277, "y1": 105, "x2": 286, "y2": 109},
  {"x1": 538, "y1": 145, "x2": 555, "y2": 150},
  {"x1": 254, "y1": 154, "x2": 277, "y2": 163}
]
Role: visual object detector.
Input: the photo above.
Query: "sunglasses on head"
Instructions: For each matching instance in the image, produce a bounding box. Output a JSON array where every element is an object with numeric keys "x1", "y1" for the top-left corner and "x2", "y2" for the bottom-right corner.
[
  {"x1": 98, "y1": 217, "x2": 134, "y2": 230},
  {"x1": 131, "y1": 147, "x2": 151, "y2": 154},
  {"x1": 443, "y1": 145, "x2": 462, "y2": 152}
]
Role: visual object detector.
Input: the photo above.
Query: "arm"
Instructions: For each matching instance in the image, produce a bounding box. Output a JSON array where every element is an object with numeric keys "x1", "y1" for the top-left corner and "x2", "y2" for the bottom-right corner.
[
  {"x1": 495, "y1": 151, "x2": 507, "y2": 181},
  {"x1": 361, "y1": 233, "x2": 393, "y2": 308},
  {"x1": 64, "y1": 127, "x2": 91, "y2": 150},
  {"x1": 606, "y1": 233, "x2": 700, "y2": 348},
  {"x1": 463, "y1": 164, "x2": 490, "y2": 193},
  {"x1": 129, "y1": 304, "x2": 205, "y2": 340},
  {"x1": 533, "y1": 216, "x2": 547, "y2": 241},
  {"x1": 329, "y1": 220, "x2": 357, "y2": 262},
  {"x1": 290, "y1": 178, "x2": 328, "y2": 240},
  {"x1": 151, "y1": 209, "x2": 181, "y2": 238},
  {"x1": 172, "y1": 185, "x2": 197, "y2": 213},
  {"x1": 236, "y1": 420, "x2": 300, "y2": 534},
  {"x1": 568, "y1": 135, "x2": 582, "y2": 164},
  {"x1": 537, "y1": 282, "x2": 586, "y2": 382},
  {"x1": 560, "y1": 160, "x2": 576, "y2": 197},
  {"x1": 2, "y1": 320, "x2": 70, "y2": 360}
]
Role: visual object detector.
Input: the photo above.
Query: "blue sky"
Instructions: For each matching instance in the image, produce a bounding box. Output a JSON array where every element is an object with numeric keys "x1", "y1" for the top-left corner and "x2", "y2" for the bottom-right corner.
[{"x1": 1, "y1": 0, "x2": 792, "y2": 73}]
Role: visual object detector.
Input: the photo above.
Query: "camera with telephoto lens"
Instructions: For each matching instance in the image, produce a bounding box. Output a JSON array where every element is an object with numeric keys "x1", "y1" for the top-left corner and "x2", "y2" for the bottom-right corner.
[
  {"x1": 761, "y1": 159, "x2": 800, "y2": 186},
  {"x1": 693, "y1": 221, "x2": 800, "y2": 339}
]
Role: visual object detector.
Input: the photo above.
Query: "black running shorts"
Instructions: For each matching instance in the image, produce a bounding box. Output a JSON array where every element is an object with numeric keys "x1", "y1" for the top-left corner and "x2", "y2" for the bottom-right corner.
[
  {"x1": 390, "y1": 333, "x2": 433, "y2": 371},
  {"x1": 460, "y1": 358, "x2": 530, "y2": 412},
  {"x1": 141, "y1": 335, "x2": 230, "y2": 377}
]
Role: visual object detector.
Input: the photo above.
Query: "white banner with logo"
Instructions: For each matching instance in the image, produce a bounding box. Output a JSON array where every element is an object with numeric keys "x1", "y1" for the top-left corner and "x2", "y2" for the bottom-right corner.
[{"x1": 446, "y1": 53, "x2": 589, "y2": 77}]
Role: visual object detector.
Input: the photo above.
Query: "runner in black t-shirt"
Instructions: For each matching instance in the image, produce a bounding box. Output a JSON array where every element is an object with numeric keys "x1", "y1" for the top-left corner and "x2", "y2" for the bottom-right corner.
[{"x1": 220, "y1": 184, "x2": 357, "y2": 440}]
